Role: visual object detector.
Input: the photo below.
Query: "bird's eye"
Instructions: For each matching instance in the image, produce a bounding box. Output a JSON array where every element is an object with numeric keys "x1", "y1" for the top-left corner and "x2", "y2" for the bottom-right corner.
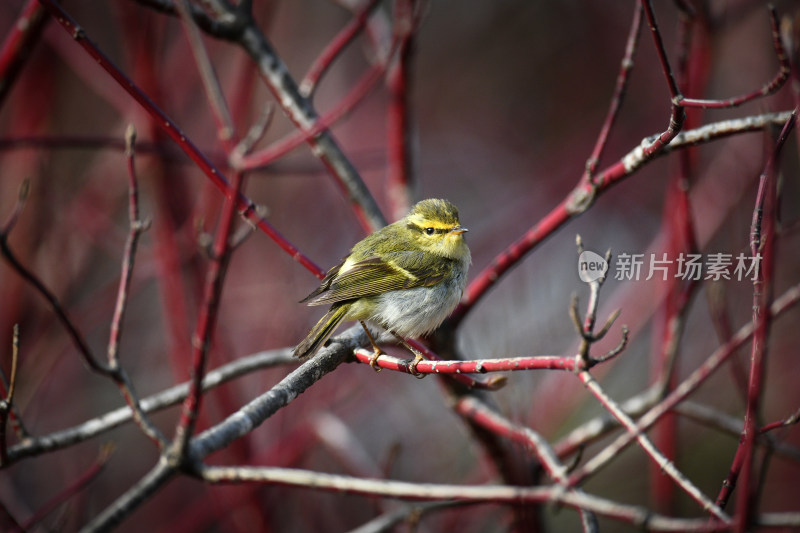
[{"x1": 425, "y1": 227, "x2": 435, "y2": 236}]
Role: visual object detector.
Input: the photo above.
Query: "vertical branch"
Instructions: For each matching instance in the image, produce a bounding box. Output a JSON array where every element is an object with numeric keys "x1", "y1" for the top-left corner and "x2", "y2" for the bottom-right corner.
[
  {"x1": 172, "y1": 169, "x2": 245, "y2": 458},
  {"x1": 583, "y1": 1, "x2": 643, "y2": 181},
  {"x1": 732, "y1": 110, "x2": 795, "y2": 531},
  {"x1": 0, "y1": 324, "x2": 20, "y2": 465},
  {"x1": 175, "y1": 0, "x2": 236, "y2": 151},
  {"x1": 386, "y1": 0, "x2": 417, "y2": 220},
  {"x1": 783, "y1": 14, "x2": 800, "y2": 156},
  {"x1": 637, "y1": 0, "x2": 685, "y2": 161},
  {"x1": 106, "y1": 126, "x2": 166, "y2": 447},
  {"x1": 108, "y1": 125, "x2": 149, "y2": 367},
  {"x1": 648, "y1": 5, "x2": 705, "y2": 514}
]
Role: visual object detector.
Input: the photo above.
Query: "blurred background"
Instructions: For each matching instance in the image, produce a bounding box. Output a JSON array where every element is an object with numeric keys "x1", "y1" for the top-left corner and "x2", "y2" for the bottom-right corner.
[{"x1": 1, "y1": 0, "x2": 799, "y2": 531}]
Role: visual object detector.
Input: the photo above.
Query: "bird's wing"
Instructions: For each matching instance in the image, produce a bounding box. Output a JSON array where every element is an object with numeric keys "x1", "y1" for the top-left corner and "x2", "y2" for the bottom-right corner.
[{"x1": 301, "y1": 252, "x2": 446, "y2": 306}]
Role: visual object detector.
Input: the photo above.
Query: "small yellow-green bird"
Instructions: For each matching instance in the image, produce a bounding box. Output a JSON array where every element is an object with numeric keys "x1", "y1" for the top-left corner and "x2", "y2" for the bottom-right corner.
[{"x1": 294, "y1": 198, "x2": 471, "y2": 373}]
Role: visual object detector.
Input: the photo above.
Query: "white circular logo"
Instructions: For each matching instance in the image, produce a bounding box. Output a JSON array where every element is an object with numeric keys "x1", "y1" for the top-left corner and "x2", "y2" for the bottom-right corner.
[{"x1": 578, "y1": 250, "x2": 608, "y2": 283}]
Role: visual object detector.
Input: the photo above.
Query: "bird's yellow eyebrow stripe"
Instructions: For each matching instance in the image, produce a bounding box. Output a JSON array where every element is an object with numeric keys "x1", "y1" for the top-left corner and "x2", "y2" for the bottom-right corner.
[{"x1": 407, "y1": 214, "x2": 459, "y2": 230}]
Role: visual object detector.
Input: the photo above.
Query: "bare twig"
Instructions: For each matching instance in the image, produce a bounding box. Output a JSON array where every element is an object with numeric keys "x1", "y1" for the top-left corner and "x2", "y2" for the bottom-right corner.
[
  {"x1": 731, "y1": 110, "x2": 795, "y2": 528},
  {"x1": 299, "y1": 0, "x2": 382, "y2": 98},
  {"x1": 0, "y1": 324, "x2": 21, "y2": 465},
  {"x1": 172, "y1": 167, "x2": 245, "y2": 459},
  {"x1": 0, "y1": 180, "x2": 111, "y2": 376},
  {"x1": 0, "y1": 0, "x2": 49, "y2": 105},
  {"x1": 174, "y1": 0, "x2": 236, "y2": 148},
  {"x1": 6, "y1": 348, "x2": 295, "y2": 464},
  {"x1": 194, "y1": 464, "x2": 800, "y2": 531},
  {"x1": 36, "y1": 0, "x2": 326, "y2": 278},
  {"x1": 678, "y1": 7, "x2": 789, "y2": 109},
  {"x1": 576, "y1": 371, "x2": 729, "y2": 522},
  {"x1": 568, "y1": 281, "x2": 800, "y2": 486},
  {"x1": 673, "y1": 401, "x2": 800, "y2": 462},
  {"x1": 584, "y1": 2, "x2": 643, "y2": 181},
  {"x1": 386, "y1": 0, "x2": 418, "y2": 220},
  {"x1": 105, "y1": 125, "x2": 165, "y2": 447}
]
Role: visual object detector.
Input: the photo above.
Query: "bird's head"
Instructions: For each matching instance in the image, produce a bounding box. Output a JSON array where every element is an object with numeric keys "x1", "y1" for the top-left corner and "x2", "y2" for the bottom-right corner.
[{"x1": 403, "y1": 198, "x2": 470, "y2": 261}]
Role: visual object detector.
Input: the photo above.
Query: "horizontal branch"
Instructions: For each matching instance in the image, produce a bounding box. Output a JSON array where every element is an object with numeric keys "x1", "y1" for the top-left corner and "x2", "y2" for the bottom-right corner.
[
  {"x1": 354, "y1": 349, "x2": 584, "y2": 374},
  {"x1": 621, "y1": 110, "x2": 796, "y2": 172},
  {"x1": 198, "y1": 464, "x2": 800, "y2": 531},
  {"x1": 6, "y1": 348, "x2": 295, "y2": 463}
]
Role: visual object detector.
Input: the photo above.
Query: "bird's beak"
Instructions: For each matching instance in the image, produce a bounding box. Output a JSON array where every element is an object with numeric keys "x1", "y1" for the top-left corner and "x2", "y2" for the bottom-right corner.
[{"x1": 450, "y1": 226, "x2": 468, "y2": 235}]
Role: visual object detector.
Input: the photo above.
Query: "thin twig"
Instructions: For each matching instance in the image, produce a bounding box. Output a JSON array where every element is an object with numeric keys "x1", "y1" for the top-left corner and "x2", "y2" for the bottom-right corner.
[
  {"x1": 0, "y1": 324, "x2": 21, "y2": 465},
  {"x1": 0, "y1": 0, "x2": 49, "y2": 106},
  {"x1": 0, "y1": 181, "x2": 111, "y2": 376},
  {"x1": 174, "y1": 0, "x2": 237, "y2": 149},
  {"x1": 567, "y1": 281, "x2": 800, "y2": 486},
  {"x1": 576, "y1": 371, "x2": 729, "y2": 523},
  {"x1": 6, "y1": 348, "x2": 295, "y2": 464},
  {"x1": 731, "y1": 109, "x2": 796, "y2": 528},
  {"x1": 105, "y1": 125, "x2": 165, "y2": 447},
  {"x1": 36, "y1": 0, "x2": 325, "y2": 278},
  {"x1": 584, "y1": 2, "x2": 643, "y2": 181},
  {"x1": 192, "y1": 464, "x2": 800, "y2": 531},
  {"x1": 679, "y1": 7, "x2": 789, "y2": 109},
  {"x1": 172, "y1": 168, "x2": 245, "y2": 459},
  {"x1": 673, "y1": 401, "x2": 800, "y2": 462},
  {"x1": 386, "y1": 0, "x2": 417, "y2": 220},
  {"x1": 299, "y1": 0, "x2": 382, "y2": 98}
]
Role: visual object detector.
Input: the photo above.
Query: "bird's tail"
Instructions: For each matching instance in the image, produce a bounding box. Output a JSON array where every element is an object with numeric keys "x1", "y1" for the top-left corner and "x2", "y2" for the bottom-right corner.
[{"x1": 293, "y1": 304, "x2": 349, "y2": 358}]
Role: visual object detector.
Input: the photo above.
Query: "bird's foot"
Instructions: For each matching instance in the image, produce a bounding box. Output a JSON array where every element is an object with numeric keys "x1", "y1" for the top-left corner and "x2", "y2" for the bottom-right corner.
[
  {"x1": 408, "y1": 353, "x2": 425, "y2": 379},
  {"x1": 368, "y1": 348, "x2": 384, "y2": 372}
]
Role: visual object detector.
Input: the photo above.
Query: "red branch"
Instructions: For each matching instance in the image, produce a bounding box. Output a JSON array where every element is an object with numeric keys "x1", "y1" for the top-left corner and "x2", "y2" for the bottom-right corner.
[
  {"x1": 173, "y1": 169, "x2": 246, "y2": 456},
  {"x1": 679, "y1": 6, "x2": 788, "y2": 109},
  {"x1": 36, "y1": 0, "x2": 324, "y2": 279},
  {"x1": 385, "y1": 0, "x2": 416, "y2": 220},
  {"x1": 583, "y1": 3, "x2": 643, "y2": 179},
  {"x1": 0, "y1": 0, "x2": 48, "y2": 105},
  {"x1": 299, "y1": 0, "x2": 382, "y2": 98},
  {"x1": 731, "y1": 110, "x2": 796, "y2": 530},
  {"x1": 354, "y1": 348, "x2": 583, "y2": 374}
]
